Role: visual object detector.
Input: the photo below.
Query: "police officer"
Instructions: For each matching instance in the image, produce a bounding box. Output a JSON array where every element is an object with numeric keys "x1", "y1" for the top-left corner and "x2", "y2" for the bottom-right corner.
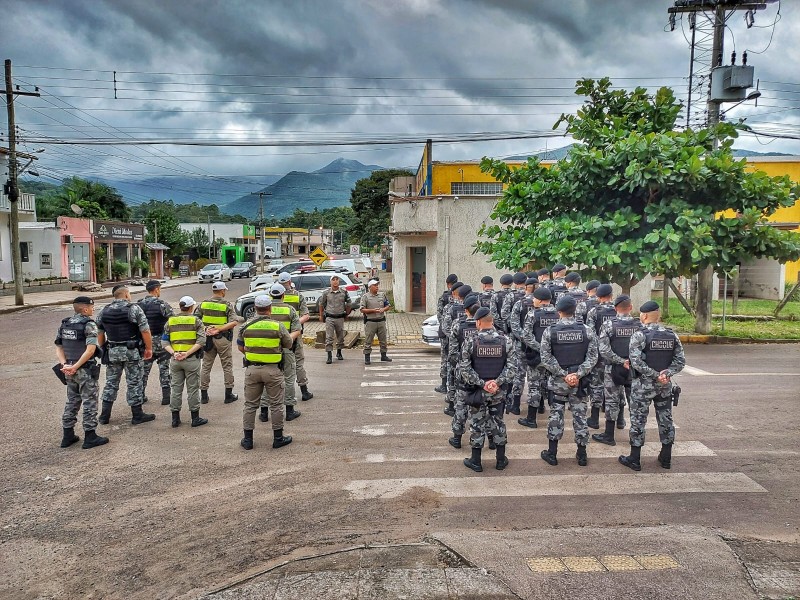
[
  {"x1": 594, "y1": 294, "x2": 640, "y2": 445},
  {"x1": 508, "y1": 276, "x2": 538, "y2": 415},
  {"x1": 277, "y1": 272, "x2": 313, "y2": 401},
  {"x1": 547, "y1": 263, "x2": 568, "y2": 302},
  {"x1": 261, "y1": 283, "x2": 302, "y2": 422},
  {"x1": 138, "y1": 279, "x2": 174, "y2": 405},
  {"x1": 459, "y1": 307, "x2": 517, "y2": 473},
  {"x1": 519, "y1": 286, "x2": 559, "y2": 428},
  {"x1": 435, "y1": 274, "x2": 459, "y2": 393},
  {"x1": 197, "y1": 281, "x2": 239, "y2": 404},
  {"x1": 319, "y1": 274, "x2": 352, "y2": 364},
  {"x1": 447, "y1": 295, "x2": 480, "y2": 448},
  {"x1": 490, "y1": 274, "x2": 514, "y2": 333},
  {"x1": 238, "y1": 295, "x2": 294, "y2": 451},
  {"x1": 97, "y1": 285, "x2": 155, "y2": 426},
  {"x1": 576, "y1": 280, "x2": 601, "y2": 323},
  {"x1": 619, "y1": 301, "x2": 685, "y2": 471},
  {"x1": 478, "y1": 276, "x2": 495, "y2": 309},
  {"x1": 536, "y1": 268, "x2": 551, "y2": 287},
  {"x1": 441, "y1": 283, "x2": 472, "y2": 409},
  {"x1": 162, "y1": 295, "x2": 208, "y2": 428},
  {"x1": 54, "y1": 296, "x2": 108, "y2": 449},
  {"x1": 539, "y1": 294, "x2": 598, "y2": 467},
  {"x1": 500, "y1": 272, "x2": 527, "y2": 333},
  {"x1": 361, "y1": 278, "x2": 392, "y2": 364},
  {"x1": 585, "y1": 283, "x2": 617, "y2": 429},
  {"x1": 565, "y1": 272, "x2": 587, "y2": 304}
]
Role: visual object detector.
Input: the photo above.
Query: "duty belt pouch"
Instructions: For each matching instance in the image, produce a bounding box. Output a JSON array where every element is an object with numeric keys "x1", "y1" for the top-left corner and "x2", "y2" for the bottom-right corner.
[
  {"x1": 524, "y1": 346, "x2": 541, "y2": 367},
  {"x1": 224, "y1": 330, "x2": 233, "y2": 341},
  {"x1": 125, "y1": 340, "x2": 139, "y2": 350},
  {"x1": 204, "y1": 336, "x2": 214, "y2": 351},
  {"x1": 90, "y1": 363, "x2": 101, "y2": 380},
  {"x1": 611, "y1": 363, "x2": 632, "y2": 386},
  {"x1": 52, "y1": 363, "x2": 67, "y2": 385},
  {"x1": 278, "y1": 354, "x2": 285, "y2": 371},
  {"x1": 463, "y1": 385, "x2": 484, "y2": 408}
]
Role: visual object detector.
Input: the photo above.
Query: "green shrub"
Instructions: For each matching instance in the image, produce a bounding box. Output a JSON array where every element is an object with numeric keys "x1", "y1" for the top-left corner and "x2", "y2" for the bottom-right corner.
[
  {"x1": 132, "y1": 257, "x2": 149, "y2": 276},
  {"x1": 111, "y1": 260, "x2": 129, "y2": 281},
  {"x1": 94, "y1": 247, "x2": 107, "y2": 282}
]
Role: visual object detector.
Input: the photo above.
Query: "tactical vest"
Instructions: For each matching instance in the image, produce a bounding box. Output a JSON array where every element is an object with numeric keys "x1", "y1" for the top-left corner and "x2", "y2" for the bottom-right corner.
[
  {"x1": 242, "y1": 318, "x2": 282, "y2": 364},
  {"x1": 456, "y1": 319, "x2": 478, "y2": 347},
  {"x1": 517, "y1": 297, "x2": 534, "y2": 329},
  {"x1": 139, "y1": 298, "x2": 168, "y2": 336},
  {"x1": 609, "y1": 318, "x2": 640, "y2": 358},
  {"x1": 448, "y1": 302, "x2": 466, "y2": 323},
  {"x1": 569, "y1": 288, "x2": 588, "y2": 304},
  {"x1": 59, "y1": 316, "x2": 90, "y2": 363},
  {"x1": 531, "y1": 307, "x2": 560, "y2": 343},
  {"x1": 582, "y1": 297, "x2": 598, "y2": 314},
  {"x1": 593, "y1": 304, "x2": 618, "y2": 335},
  {"x1": 439, "y1": 289, "x2": 451, "y2": 311},
  {"x1": 549, "y1": 281, "x2": 568, "y2": 302},
  {"x1": 471, "y1": 335, "x2": 506, "y2": 380},
  {"x1": 283, "y1": 292, "x2": 301, "y2": 311},
  {"x1": 101, "y1": 303, "x2": 140, "y2": 343},
  {"x1": 493, "y1": 289, "x2": 509, "y2": 317},
  {"x1": 550, "y1": 322, "x2": 590, "y2": 369},
  {"x1": 643, "y1": 328, "x2": 677, "y2": 371},
  {"x1": 479, "y1": 290, "x2": 494, "y2": 309},
  {"x1": 168, "y1": 315, "x2": 198, "y2": 352},
  {"x1": 199, "y1": 299, "x2": 229, "y2": 326}
]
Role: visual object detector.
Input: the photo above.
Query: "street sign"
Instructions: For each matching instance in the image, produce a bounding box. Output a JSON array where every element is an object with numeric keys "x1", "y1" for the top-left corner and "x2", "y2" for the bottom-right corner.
[
  {"x1": 309, "y1": 247, "x2": 328, "y2": 266},
  {"x1": 350, "y1": 244, "x2": 360, "y2": 256}
]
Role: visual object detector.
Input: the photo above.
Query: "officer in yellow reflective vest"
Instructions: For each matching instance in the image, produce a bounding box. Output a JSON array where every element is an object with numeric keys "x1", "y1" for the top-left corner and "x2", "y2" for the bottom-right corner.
[
  {"x1": 196, "y1": 281, "x2": 239, "y2": 404},
  {"x1": 277, "y1": 272, "x2": 313, "y2": 400},
  {"x1": 237, "y1": 295, "x2": 294, "y2": 450},
  {"x1": 162, "y1": 295, "x2": 208, "y2": 428}
]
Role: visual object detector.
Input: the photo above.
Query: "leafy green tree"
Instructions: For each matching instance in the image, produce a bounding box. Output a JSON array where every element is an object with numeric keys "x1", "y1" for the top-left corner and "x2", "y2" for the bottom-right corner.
[
  {"x1": 185, "y1": 227, "x2": 210, "y2": 257},
  {"x1": 350, "y1": 169, "x2": 413, "y2": 248},
  {"x1": 130, "y1": 200, "x2": 247, "y2": 224},
  {"x1": 143, "y1": 204, "x2": 186, "y2": 255},
  {"x1": 41, "y1": 177, "x2": 131, "y2": 221},
  {"x1": 479, "y1": 78, "x2": 800, "y2": 331}
]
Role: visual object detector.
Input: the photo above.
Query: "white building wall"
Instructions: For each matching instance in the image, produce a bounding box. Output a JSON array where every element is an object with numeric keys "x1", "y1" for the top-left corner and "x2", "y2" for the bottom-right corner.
[
  {"x1": 18, "y1": 223, "x2": 63, "y2": 279},
  {"x1": 738, "y1": 258, "x2": 786, "y2": 300}
]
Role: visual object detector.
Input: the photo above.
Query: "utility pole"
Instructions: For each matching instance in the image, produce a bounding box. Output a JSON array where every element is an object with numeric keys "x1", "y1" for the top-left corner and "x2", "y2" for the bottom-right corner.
[
  {"x1": 251, "y1": 191, "x2": 272, "y2": 274},
  {"x1": 4, "y1": 59, "x2": 40, "y2": 306}
]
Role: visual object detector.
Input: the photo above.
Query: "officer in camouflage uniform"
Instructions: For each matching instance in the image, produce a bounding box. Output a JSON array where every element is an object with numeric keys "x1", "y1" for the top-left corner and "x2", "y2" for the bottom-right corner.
[
  {"x1": 576, "y1": 280, "x2": 601, "y2": 323},
  {"x1": 97, "y1": 285, "x2": 155, "y2": 426},
  {"x1": 477, "y1": 276, "x2": 495, "y2": 310},
  {"x1": 564, "y1": 272, "x2": 587, "y2": 304},
  {"x1": 546, "y1": 263, "x2": 568, "y2": 303},
  {"x1": 500, "y1": 272, "x2": 527, "y2": 334},
  {"x1": 619, "y1": 301, "x2": 686, "y2": 472},
  {"x1": 585, "y1": 283, "x2": 617, "y2": 429},
  {"x1": 490, "y1": 274, "x2": 513, "y2": 333},
  {"x1": 162, "y1": 295, "x2": 208, "y2": 428},
  {"x1": 138, "y1": 279, "x2": 174, "y2": 405},
  {"x1": 54, "y1": 296, "x2": 109, "y2": 449},
  {"x1": 594, "y1": 294, "x2": 640, "y2": 445},
  {"x1": 536, "y1": 268, "x2": 551, "y2": 287},
  {"x1": 277, "y1": 272, "x2": 313, "y2": 401},
  {"x1": 539, "y1": 294, "x2": 598, "y2": 467},
  {"x1": 319, "y1": 274, "x2": 352, "y2": 364},
  {"x1": 508, "y1": 276, "x2": 538, "y2": 415},
  {"x1": 459, "y1": 307, "x2": 517, "y2": 473},
  {"x1": 260, "y1": 284, "x2": 303, "y2": 423},
  {"x1": 441, "y1": 284, "x2": 472, "y2": 414},
  {"x1": 446, "y1": 295, "x2": 480, "y2": 447},
  {"x1": 197, "y1": 281, "x2": 239, "y2": 404},
  {"x1": 435, "y1": 275, "x2": 459, "y2": 393},
  {"x1": 519, "y1": 286, "x2": 559, "y2": 428}
]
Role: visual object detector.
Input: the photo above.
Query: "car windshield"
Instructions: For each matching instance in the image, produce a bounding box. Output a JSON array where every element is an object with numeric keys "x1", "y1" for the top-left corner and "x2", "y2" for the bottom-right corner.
[
  {"x1": 233, "y1": 263, "x2": 249, "y2": 269},
  {"x1": 202, "y1": 264, "x2": 222, "y2": 271}
]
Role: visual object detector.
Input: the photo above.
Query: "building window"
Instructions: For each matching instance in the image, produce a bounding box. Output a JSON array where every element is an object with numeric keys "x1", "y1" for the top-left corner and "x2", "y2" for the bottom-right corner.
[
  {"x1": 450, "y1": 182, "x2": 503, "y2": 195},
  {"x1": 40, "y1": 253, "x2": 52, "y2": 269}
]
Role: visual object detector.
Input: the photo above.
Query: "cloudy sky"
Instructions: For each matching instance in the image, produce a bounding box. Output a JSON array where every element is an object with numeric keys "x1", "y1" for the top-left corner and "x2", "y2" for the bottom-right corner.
[{"x1": 6, "y1": 0, "x2": 798, "y2": 203}]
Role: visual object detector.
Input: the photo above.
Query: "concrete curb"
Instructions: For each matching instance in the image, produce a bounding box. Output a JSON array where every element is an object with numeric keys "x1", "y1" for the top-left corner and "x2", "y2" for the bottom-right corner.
[{"x1": 678, "y1": 333, "x2": 800, "y2": 344}]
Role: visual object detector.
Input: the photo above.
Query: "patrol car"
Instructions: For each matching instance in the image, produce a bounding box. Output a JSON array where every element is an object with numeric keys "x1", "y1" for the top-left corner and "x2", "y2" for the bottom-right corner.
[{"x1": 421, "y1": 314, "x2": 441, "y2": 348}]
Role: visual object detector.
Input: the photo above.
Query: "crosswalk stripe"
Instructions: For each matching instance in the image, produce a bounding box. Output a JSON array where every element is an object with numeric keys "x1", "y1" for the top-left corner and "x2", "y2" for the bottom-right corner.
[
  {"x1": 352, "y1": 423, "x2": 676, "y2": 436},
  {"x1": 368, "y1": 409, "x2": 441, "y2": 416},
  {"x1": 682, "y1": 365, "x2": 714, "y2": 376},
  {"x1": 364, "y1": 393, "x2": 436, "y2": 400},
  {"x1": 366, "y1": 370, "x2": 440, "y2": 377},
  {"x1": 361, "y1": 380, "x2": 440, "y2": 387},
  {"x1": 357, "y1": 441, "x2": 714, "y2": 463},
  {"x1": 344, "y1": 472, "x2": 767, "y2": 500},
  {"x1": 365, "y1": 365, "x2": 439, "y2": 371}
]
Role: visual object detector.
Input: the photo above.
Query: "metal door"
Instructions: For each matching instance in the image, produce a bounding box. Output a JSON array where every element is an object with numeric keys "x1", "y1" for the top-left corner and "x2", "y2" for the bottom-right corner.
[{"x1": 68, "y1": 243, "x2": 91, "y2": 282}]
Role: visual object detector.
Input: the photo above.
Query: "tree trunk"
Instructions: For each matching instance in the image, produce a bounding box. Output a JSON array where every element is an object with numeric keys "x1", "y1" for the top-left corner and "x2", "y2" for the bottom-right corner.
[
  {"x1": 668, "y1": 279, "x2": 695, "y2": 316},
  {"x1": 694, "y1": 266, "x2": 714, "y2": 334},
  {"x1": 662, "y1": 276, "x2": 670, "y2": 318}
]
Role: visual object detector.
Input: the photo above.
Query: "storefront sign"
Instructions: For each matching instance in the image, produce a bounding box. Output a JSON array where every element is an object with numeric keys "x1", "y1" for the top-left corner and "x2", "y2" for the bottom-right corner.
[{"x1": 94, "y1": 220, "x2": 144, "y2": 242}]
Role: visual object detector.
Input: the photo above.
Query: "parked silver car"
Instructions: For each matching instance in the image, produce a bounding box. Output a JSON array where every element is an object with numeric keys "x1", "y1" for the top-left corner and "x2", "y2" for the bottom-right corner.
[{"x1": 197, "y1": 263, "x2": 232, "y2": 283}]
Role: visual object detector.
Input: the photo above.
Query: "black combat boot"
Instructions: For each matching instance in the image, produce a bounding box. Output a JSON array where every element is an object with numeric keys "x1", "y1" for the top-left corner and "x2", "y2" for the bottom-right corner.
[
  {"x1": 258, "y1": 407, "x2": 269, "y2": 422},
  {"x1": 541, "y1": 439, "x2": 559, "y2": 466},
  {"x1": 364, "y1": 354, "x2": 371, "y2": 365},
  {"x1": 241, "y1": 429, "x2": 254, "y2": 450},
  {"x1": 336, "y1": 349, "x2": 344, "y2": 361},
  {"x1": 131, "y1": 404, "x2": 156, "y2": 425},
  {"x1": 576, "y1": 444, "x2": 588, "y2": 467},
  {"x1": 444, "y1": 401, "x2": 455, "y2": 417},
  {"x1": 60, "y1": 427, "x2": 80, "y2": 448},
  {"x1": 142, "y1": 395, "x2": 149, "y2": 404},
  {"x1": 538, "y1": 399, "x2": 546, "y2": 414},
  {"x1": 286, "y1": 406, "x2": 301, "y2": 421},
  {"x1": 98, "y1": 401, "x2": 113, "y2": 425},
  {"x1": 619, "y1": 445, "x2": 642, "y2": 471},
  {"x1": 587, "y1": 406, "x2": 601, "y2": 429},
  {"x1": 657, "y1": 443, "x2": 673, "y2": 469},
  {"x1": 448, "y1": 434, "x2": 462, "y2": 449},
  {"x1": 434, "y1": 377, "x2": 447, "y2": 394},
  {"x1": 273, "y1": 428, "x2": 292, "y2": 449},
  {"x1": 518, "y1": 405, "x2": 538, "y2": 428},
  {"x1": 161, "y1": 387, "x2": 171, "y2": 406},
  {"x1": 326, "y1": 351, "x2": 333, "y2": 364},
  {"x1": 510, "y1": 394, "x2": 521, "y2": 415},
  {"x1": 82, "y1": 429, "x2": 108, "y2": 449},
  {"x1": 191, "y1": 410, "x2": 208, "y2": 427},
  {"x1": 463, "y1": 447, "x2": 483, "y2": 472},
  {"x1": 300, "y1": 385, "x2": 313, "y2": 401},
  {"x1": 380, "y1": 352, "x2": 392, "y2": 362},
  {"x1": 592, "y1": 420, "x2": 617, "y2": 446},
  {"x1": 200, "y1": 389, "x2": 209, "y2": 404},
  {"x1": 617, "y1": 404, "x2": 626, "y2": 429},
  {"x1": 224, "y1": 388, "x2": 238, "y2": 404},
  {"x1": 496, "y1": 444, "x2": 509, "y2": 470},
  {"x1": 171, "y1": 411, "x2": 181, "y2": 428}
]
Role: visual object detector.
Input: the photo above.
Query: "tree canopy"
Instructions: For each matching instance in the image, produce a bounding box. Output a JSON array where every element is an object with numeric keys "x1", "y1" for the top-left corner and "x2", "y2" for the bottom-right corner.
[
  {"x1": 350, "y1": 169, "x2": 413, "y2": 248},
  {"x1": 35, "y1": 177, "x2": 131, "y2": 222},
  {"x1": 130, "y1": 199, "x2": 248, "y2": 224}
]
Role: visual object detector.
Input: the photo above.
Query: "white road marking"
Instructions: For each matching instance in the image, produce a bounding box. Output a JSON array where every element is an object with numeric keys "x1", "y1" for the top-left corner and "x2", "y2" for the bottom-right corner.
[
  {"x1": 344, "y1": 472, "x2": 767, "y2": 500},
  {"x1": 364, "y1": 393, "x2": 436, "y2": 400},
  {"x1": 682, "y1": 365, "x2": 714, "y2": 376},
  {"x1": 366, "y1": 370, "x2": 440, "y2": 377},
  {"x1": 361, "y1": 380, "x2": 440, "y2": 387},
  {"x1": 353, "y1": 423, "x2": 675, "y2": 436},
  {"x1": 368, "y1": 410, "x2": 441, "y2": 416},
  {"x1": 366, "y1": 365, "x2": 440, "y2": 371}
]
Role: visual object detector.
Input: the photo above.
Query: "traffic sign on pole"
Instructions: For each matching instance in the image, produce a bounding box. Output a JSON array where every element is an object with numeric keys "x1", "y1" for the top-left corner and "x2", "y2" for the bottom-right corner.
[{"x1": 309, "y1": 247, "x2": 328, "y2": 266}]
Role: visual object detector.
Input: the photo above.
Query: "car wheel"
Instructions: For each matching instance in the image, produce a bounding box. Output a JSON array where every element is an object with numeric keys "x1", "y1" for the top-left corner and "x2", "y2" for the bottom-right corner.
[{"x1": 243, "y1": 304, "x2": 255, "y2": 320}]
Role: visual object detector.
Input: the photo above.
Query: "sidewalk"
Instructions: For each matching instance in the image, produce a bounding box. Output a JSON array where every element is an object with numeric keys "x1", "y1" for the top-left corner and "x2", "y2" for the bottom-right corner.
[{"x1": 302, "y1": 311, "x2": 428, "y2": 347}]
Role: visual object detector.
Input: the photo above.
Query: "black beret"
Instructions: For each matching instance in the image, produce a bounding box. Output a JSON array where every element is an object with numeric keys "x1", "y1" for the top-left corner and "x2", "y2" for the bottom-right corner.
[
  {"x1": 446, "y1": 274, "x2": 458, "y2": 284},
  {"x1": 525, "y1": 271, "x2": 537, "y2": 278},
  {"x1": 513, "y1": 272, "x2": 527, "y2": 285},
  {"x1": 586, "y1": 280, "x2": 601, "y2": 291},
  {"x1": 480, "y1": 275, "x2": 493, "y2": 284},
  {"x1": 614, "y1": 294, "x2": 632, "y2": 307},
  {"x1": 451, "y1": 281, "x2": 464, "y2": 291},
  {"x1": 474, "y1": 307, "x2": 491, "y2": 320},
  {"x1": 640, "y1": 300, "x2": 660, "y2": 313},
  {"x1": 145, "y1": 279, "x2": 162, "y2": 291},
  {"x1": 552, "y1": 263, "x2": 567, "y2": 272},
  {"x1": 499, "y1": 274, "x2": 513, "y2": 285},
  {"x1": 73, "y1": 296, "x2": 94, "y2": 305},
  {"x1": 537, "y1": 268, "x2": 550, "y2": 277},
  {"x1": 565, "y1": 272, "x2": 581, "y2": 283},
  {"x1": 596, "y1": 284, "x2": 614, "y2": 297},
  {"x1": 533, "y1": 287, "x2": 552, "y2": 301},
  {"x1": 525, "y1": 277, "x2": 538, "y2": 286},
  {"x1": 463, "y1": 294, "x2": 479, "y2": 310},
  {"x1": 457, "y1": 285, "x2": 473, "y2": 298},
  {"x1": 555, "y1": 295, "x2": 577, "y2": 311},
  {"x1": 111, "y1": 284, "x2": 128, "y2": 294}
]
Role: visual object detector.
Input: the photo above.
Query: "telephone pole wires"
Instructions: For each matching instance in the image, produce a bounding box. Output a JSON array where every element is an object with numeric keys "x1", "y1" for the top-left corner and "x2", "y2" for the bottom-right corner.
[{"x1": 251, "y1": 191, "x2": 272, "y2": 274}]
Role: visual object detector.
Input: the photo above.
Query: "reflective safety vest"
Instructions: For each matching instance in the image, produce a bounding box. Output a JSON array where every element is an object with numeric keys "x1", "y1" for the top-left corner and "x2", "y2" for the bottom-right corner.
[
  {"x1": 609, "y1": 318, "x2": 640, "y2": 358},
  {"x1": 643, "y1": 328, "x2": 677, "y2": 371},
  {"x1": 199, "y1": 299, "x2": 229, "y2": 326},
  {"x1": 168, "y1": 315, "x2": 198, "y2": 352},
  {"x1": 550, "y1": 322, "x2": 590, "y2": 369},
  {"x1": 242, "y1": 319, "x2": 282, "y2": 364},
  {"x1": 471, "y1": 335, "x2": 507, "y2": 380},
  {"x1": 59, "y1": 316, "x2": 90, "y2": 363},
  {"x1": 283, "y1": 292, "x2": 301, "y2": 311},
  {"x1": 270, "y1": 304, "x2": 292, "y2": 325}
]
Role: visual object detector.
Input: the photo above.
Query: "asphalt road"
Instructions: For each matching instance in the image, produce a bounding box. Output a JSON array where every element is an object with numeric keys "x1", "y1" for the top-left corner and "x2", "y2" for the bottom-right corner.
[{"x1": 0, "y1": 283, "x2": 798, "y2": 599}]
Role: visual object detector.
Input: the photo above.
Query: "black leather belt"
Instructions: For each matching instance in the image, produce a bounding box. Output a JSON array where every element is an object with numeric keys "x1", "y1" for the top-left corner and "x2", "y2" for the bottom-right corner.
[{"x1": 326, "y1": 313, "x2": 345, "y2": 319}]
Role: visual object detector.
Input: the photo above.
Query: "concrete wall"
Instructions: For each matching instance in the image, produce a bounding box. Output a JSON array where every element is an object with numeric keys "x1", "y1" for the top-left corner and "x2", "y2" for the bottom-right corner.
[
  {"x1": 738, "y1": 258, "x2": 786, "y2": 300},
  {"x1": 18, "y1": 223, "x2": 63, "y2": 279}
]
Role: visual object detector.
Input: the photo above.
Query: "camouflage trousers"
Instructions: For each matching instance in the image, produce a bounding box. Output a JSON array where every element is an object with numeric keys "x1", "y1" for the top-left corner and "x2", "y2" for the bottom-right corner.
[
  {"x1": 589, "y1": 362, "x2": 605, "y2": 409},
  {"x1": 547, "y1": 393, "x2": 589, "y2": 445},
  {"x1": 439, "y1": 338, "x2": 449, "y2": 380},
  {"x1": 101, "y1": 359, "x2": 144, "y2": 407},
  {"x1": 451, "y1": 388, "x2": 469, "y2": 436},
  {"x1": 446, "y1": 360, "x2": 460, "y2": 403},
  {"x1": 63, "y1": 366, "x2": 99, "y2": 431},
  {"x1": 142, "y1": 336, "x2": 171, "y2": 394},
  {"x1": 526, "y1": 365, "x2": 548, "y2": 408},
  {"x1": 629, "y1": 381, "x2": 675, "y2": 447},
  {"x1": 469, "y1": 401, "x2": 507, "y2": 449},
  {"x1": 602, "y1": 368, "x2": 630, "y2": 421},
  {"x1": 511, "y1": 342, "x2": 526, "y2": 398}
]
